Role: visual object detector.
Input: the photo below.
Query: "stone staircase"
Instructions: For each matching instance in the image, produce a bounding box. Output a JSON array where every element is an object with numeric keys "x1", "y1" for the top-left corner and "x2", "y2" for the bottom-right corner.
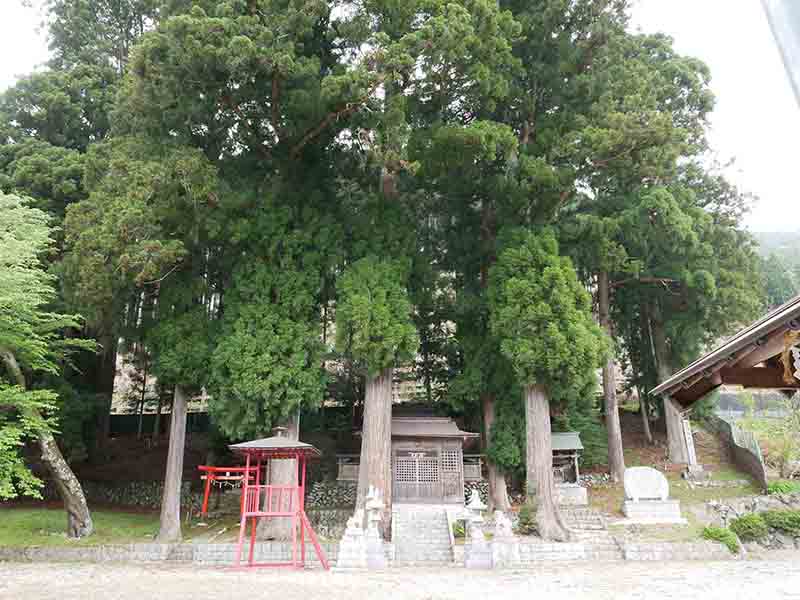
[
  {"x1": 563, "y1": 508, "x2": 624, "y2": 560},
  {"x1": 392, "y1": 505, "x2": 454, "y2": 566}
]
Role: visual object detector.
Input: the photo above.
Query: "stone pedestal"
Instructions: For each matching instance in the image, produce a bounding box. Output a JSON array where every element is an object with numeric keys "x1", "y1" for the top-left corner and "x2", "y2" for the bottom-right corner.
[
  {"x1": 365, "y1": 487, "x2": 388, "y2": 568},
  {"x1": 490, "y1": 511, "x2": 519, "y2": 568},
  {"x1": 622, "y1": 500, "x2": 685, "y2": 524},
  {"x1": 464, "y1": 490, "x2": 491, "y2": 569},
  {"x1": 556, "y1": 483, "x2": 588, "y2": 506},
  {"x1": 336, "y1": 510, "x2": 368, "y2": 570}
]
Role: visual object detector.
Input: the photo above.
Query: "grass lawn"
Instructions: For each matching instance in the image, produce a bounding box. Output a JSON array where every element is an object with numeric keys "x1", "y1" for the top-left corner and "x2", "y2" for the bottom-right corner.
[{"x1": 0, "y1": 507, "x2": 160, "y2": 547}]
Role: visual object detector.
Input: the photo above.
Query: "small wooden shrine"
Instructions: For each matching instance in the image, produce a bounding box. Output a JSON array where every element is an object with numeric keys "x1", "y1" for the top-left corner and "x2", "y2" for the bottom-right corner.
[
  {"x1": 551, "y1": 432, "x2": 583, "y2": 484},
  {"x1": 228, "y1": 430, "x2": 329, "y2": 569}
]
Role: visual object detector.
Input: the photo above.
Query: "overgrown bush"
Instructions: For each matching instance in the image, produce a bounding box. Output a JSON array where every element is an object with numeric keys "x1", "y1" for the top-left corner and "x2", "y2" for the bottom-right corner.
[
  {"x1": 762, "y1": 510, "x2": 800, "y2": 535},
  {"x1": 516, "y1": 503, "x2": 538, "y2": 536},
  {"x1": 452, "y1": 520, "x2": 466, "y2": 539},
  {"x1": 766, "y1": 480, "x2": 800, "y2": 495},
  {"x1": 702, "y1": 526, "x2": 740, "y2": 553},
  {"x1": 729, "y1": 513, "x2": 768, "y2": 542}
]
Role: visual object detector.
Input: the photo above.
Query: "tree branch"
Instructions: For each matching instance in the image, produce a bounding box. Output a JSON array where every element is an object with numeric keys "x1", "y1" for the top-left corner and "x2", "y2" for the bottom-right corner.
[
  {"x1": 610, "y1": 276, "x2": 679, "y2": 289},
  {"x1": 289, "y1": 78, "x2": 384, "y2": 158},
  {"x1": 0, "y1": 347, "x2": 27, "y2": 388}
]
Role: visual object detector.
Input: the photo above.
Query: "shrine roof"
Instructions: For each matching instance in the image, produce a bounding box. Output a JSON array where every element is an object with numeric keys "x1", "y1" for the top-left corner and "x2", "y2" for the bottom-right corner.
[
  {"x1": 385, "y1": 416, "x2": 479, "y2": 439},
  {"x1": 552, "y1": 432, "x2": 583, "y2": 451},
  {"x1": 650, "y1": 293, "x2": 800, "y2": 405},
  {"x1": 229, "y1": 436, "x2": 321, "y2": 459}
]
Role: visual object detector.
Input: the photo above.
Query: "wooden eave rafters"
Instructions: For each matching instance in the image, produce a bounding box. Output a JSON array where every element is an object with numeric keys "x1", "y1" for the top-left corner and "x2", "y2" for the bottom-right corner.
[{"x1": 651, "y1": 294, "x2": 800, "y2": 406}]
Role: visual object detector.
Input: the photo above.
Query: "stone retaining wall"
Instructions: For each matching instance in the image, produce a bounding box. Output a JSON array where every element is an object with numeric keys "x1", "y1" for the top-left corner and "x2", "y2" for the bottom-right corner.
[
  {"x1": 622, "y1": 541, "x2": 732, "y2": 561},
  {"x1": 0, "y1": 541, "x2": 339, "y2": 567},
  {"x1": 0, "y1": 537, "x2": 736, "y2": 566},
  {"x1": 706, "y1": 415, "x2": 768, "y2": 490}
]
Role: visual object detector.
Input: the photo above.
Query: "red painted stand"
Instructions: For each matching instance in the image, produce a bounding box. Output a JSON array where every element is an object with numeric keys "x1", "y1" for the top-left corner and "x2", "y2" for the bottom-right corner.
[{"x1": 230, "y1": 439, "x2": 329, "y2": 570}]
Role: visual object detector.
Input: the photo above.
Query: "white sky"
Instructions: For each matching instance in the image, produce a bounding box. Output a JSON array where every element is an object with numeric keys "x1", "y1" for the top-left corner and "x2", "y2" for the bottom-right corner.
[{"x1": 0, "y1": 0, "x2": 797, "y2": 233}]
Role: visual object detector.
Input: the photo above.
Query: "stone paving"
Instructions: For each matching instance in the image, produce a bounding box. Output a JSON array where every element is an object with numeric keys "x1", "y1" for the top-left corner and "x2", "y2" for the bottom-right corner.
[{"x1": 2, "y1": 555, "x2": 800, "y2": 600}]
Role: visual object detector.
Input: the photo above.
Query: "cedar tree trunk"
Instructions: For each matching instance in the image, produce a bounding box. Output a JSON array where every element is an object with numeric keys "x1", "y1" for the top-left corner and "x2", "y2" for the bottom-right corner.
[
  {"x1": 153, "y1": 391, "x2": 164, "y2": 442},
  {"x1": 156, "y1": 384, "x2": 188, "y2": 542},
  {"x1": 649, "y1": 304, "x2": 689, "y2": 464},
  {"x1": 639, "y1": 390, "x2": 654, "y2": 446},
  {"x1": 525, "y1": 384, "x2": 569, "y2": 541},
  {"x1": 258, "y1": 413, "x2": 300, "y2": 540},
  {"x1": 481, "y1": 393, "x2": 511, "y2": 511},
  {"x1": 1, "y1": 348, "x2": 94, "y2": 538},
  {"x1": 356, "y1": 367, "x2": 393, "y2": 532},
  {"x1": 598, "y1": 271, "x2": 626, "y2": 482},
  {"x1": 95, "y1": 334, "x2": 117, "y2": 447}
]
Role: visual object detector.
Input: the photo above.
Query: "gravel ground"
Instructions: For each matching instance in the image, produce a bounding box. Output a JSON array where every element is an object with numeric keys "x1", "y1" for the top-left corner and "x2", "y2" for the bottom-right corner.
[{"x1": 3, "y1": 556, "x2": 800, "y2": 600}]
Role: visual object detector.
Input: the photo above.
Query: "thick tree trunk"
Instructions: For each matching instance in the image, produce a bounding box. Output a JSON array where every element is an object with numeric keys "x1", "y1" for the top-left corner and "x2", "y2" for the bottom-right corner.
[
  {"x1": 156, "y1": 384, "x2": 188, "y2": 542},
  {"x1": 153, "y1": 391, "x2": 164, "y2": 442},
  {"x1": 639, "y1": 390, "x2": 654, "y2": 446},
  {"x1": 1, "y1": 348, "x2": 94, "y2": 538},
  {"x1": 481, "y1": 393, "x2": 511, "y2": 511},
  {"x1": 258, "y1": 413, "x2": 300, "y2": 540},
  {"x1": 356, "y1": 367, "x2": 393, "y2": 532},
  {"x1": 648, "y1": 304, "x2": 689, "y2": 464},
  {"x1": 95, "y1": 335, "x2": 118, "y2": 447},
  {"x1": 598, "y1": 271, "x2": 626, "y2": 483},
  {"x1": 525, "y1": 384, "x2": 569, "y2": 541}
]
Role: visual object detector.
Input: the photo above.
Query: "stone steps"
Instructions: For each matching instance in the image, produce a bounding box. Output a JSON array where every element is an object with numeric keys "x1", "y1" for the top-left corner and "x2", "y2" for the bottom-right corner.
[{"x1": 392, "y1": 505, "x2": 454, "y2": 565}]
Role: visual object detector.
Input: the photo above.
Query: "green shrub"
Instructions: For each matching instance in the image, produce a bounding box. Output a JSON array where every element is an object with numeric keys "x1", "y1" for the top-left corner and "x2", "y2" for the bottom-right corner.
[
  {"x1": 702, "y1": 526, "x2": 740, "y2": 553},
  {"x1": 766, "y1": 480, "x2": 800, "y2": 495},
  {"x1": 729, "y1": 513, "x2": 768, "y2": 541},
  {"x1": 762, "y1": 510, "x2": 800, "y2": 535},
  {"x1": 516, "y1": 503, "x2": 538, "y2": 536},
  {"x1": 452, "y1": 520, "x2": 466, "y2": 539}
]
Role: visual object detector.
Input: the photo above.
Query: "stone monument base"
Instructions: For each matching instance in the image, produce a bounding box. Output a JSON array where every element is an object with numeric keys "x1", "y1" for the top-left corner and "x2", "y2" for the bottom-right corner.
[
  {"x1": 556, "y1": 483, "x2": 588, "y2": 506},
  {"x1": 622, "y1": 499, "x2": 685, "y2": 524}
]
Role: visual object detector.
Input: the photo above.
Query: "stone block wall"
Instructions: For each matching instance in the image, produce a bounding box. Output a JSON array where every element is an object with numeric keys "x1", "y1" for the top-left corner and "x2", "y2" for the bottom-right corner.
[
  {"x1": 194, "y1": 541, "x2": 338, "y2": 567},
  {"x1": 622, "y1": 541, "x2": 731, "y2": 561}
]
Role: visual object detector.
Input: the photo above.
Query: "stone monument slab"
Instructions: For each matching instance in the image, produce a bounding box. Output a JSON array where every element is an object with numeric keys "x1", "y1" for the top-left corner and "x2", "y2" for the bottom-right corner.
[
  {"x1": 621, "y1": 467, "x2": 685, "y2": 524},
  {"x1": 624, "y1": 466, "x2": 669, "y2": 502}
]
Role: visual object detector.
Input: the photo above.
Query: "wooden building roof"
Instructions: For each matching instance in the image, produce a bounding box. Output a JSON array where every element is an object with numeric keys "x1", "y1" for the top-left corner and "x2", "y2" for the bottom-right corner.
[
  {"x1": 651, "y1": 294, "x2": 800, "y2": 405},
  {"x1": 390, "y1": 416, "x2": 479, "y2": 439},
  {"x1": 552, "y1": 432, "x2": 583, "y2": 452}
]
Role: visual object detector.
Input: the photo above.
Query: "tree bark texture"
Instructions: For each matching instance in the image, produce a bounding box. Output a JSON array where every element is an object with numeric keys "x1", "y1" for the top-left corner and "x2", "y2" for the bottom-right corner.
[
  {"x1": 639, "y1": 391, "x2": 654, "y2": 445},
  {"x1": 649, "y1": 304, "x2": 689, "y2": 464},
  {"x1": 156, "y1": 384, "x2": 188, "y2": 542},
  {"x1": 153, "y1": 391, "x2": 164, "y2": 442},
  {"x1": 95, "y1": 335, "x2": 118, "y2": 447},
  {"x1": 355, "y1": 367, "x2": 393, "y2": 533},
  {"x1": 257, "y1": 413, "x2": 300, "y2": 540},
  {"x1": 1, "y1": 348, "x2": 94, "y2": 538},
  {"x1": 481, "y1": 393, "x2": 511, "y2": 511},
  {"x1": 525, "y1": 384, "x2": 569, "y2": 541},
  {"x1": 598, "y1": 271, "x2": 626, "y2": 483}
]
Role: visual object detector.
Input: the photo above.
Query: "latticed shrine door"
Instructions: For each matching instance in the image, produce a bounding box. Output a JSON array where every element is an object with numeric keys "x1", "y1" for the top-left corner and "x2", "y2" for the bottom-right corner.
[
  {"x1": 441, "y1": 447, "x2": 464, "y2": 502},
  {"x1": 393, "y1": 449, "x2": 441, "y2": 502}
]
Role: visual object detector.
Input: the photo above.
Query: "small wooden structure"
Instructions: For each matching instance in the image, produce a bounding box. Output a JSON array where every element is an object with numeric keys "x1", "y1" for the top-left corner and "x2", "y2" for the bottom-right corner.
[
  {"x1": 229, "y1": 432, "x2": 329, "y2": 569},
  {"x1": 390, "y1": 417, "x2": 479, "y2": 503},
  {"x1": 551, "y1": 432, "x2": 583, "y2": 484}
]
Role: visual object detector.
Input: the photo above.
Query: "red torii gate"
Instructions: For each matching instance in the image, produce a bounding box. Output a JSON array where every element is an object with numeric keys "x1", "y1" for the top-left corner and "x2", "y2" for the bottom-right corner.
[{"x1": 229, "y1": 432, "x2": 329, "y2": 570}]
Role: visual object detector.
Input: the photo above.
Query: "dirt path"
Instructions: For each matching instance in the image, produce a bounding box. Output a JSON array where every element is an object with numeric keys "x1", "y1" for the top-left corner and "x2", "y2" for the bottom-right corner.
[{"x1": 3, "y1": 556, "x2": 800, "y2": 600}]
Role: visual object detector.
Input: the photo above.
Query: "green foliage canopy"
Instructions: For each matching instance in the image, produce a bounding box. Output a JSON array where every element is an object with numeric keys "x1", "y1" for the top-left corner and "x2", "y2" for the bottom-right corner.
[{"x1": 335, "y1": 257, "x2": 419, "y2": 377}]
